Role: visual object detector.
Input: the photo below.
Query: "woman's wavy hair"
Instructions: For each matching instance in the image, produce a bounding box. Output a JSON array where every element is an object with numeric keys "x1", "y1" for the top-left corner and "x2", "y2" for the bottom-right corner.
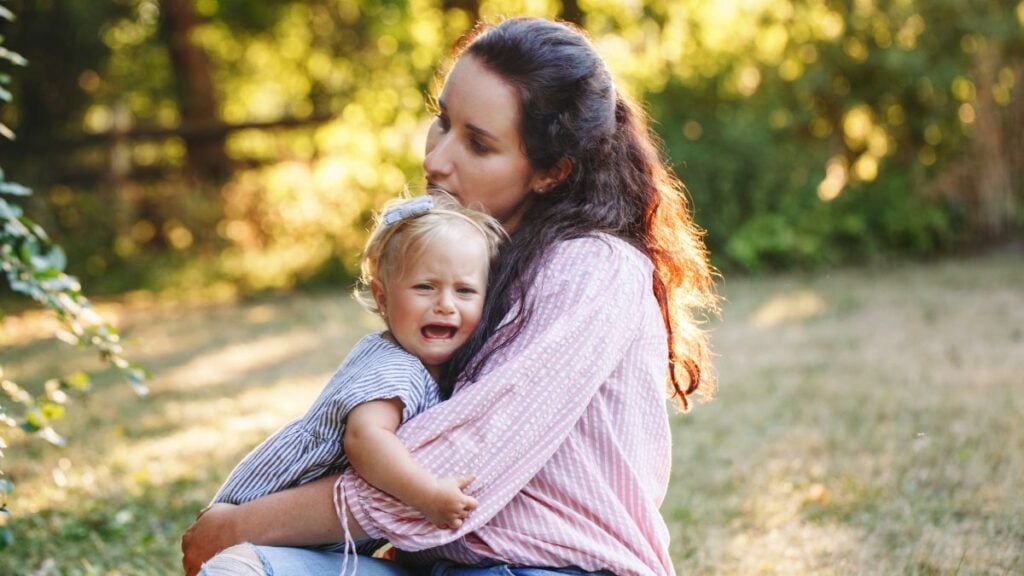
[{"x1": 441, "y1": 18, "x2": 718, "y2": 410}]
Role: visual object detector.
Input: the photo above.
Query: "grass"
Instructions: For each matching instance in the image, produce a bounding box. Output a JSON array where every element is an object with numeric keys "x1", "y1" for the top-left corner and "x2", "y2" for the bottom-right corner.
[{"x1": 1, "y1": 252, "x2": 1022, "y2": 575}]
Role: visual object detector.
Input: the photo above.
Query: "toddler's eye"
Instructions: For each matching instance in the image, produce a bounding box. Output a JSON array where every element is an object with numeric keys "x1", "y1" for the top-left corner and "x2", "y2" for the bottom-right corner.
[{"x1": 456, "y1": 287, "x2": 478, "y2": 295}]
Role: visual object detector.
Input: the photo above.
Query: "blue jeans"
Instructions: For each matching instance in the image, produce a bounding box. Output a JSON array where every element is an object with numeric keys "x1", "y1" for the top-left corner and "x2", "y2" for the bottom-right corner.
[
  {"x1": 199, "y1": 544, "x2": 611, "y2": 576},
  {"x1": 198, "y1": 545, "x2": 411, "y2": 576},
  {"x1": 429, "y1": 560, "x2": 612, "y2": 576}
]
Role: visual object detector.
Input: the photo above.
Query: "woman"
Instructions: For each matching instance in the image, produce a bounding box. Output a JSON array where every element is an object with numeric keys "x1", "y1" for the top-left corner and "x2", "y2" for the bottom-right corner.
[{"x1": 182, "y1": 17, "x2": 716, "y2": 576}]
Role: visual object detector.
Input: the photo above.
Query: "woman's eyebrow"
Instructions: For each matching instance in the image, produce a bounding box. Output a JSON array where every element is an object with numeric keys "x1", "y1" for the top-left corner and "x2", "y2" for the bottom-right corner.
[
  {"x1": 437, "y1": 98, "x2": 499, "y2": 142},
  {"x1": 466, "y1": 123, "x2": 499, "y2": 142}
]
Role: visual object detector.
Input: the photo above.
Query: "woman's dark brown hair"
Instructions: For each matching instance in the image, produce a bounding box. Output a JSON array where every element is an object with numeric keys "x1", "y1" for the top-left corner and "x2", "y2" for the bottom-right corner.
[{"x1": 441, "y1": 18, "x2": 718, "y2": 410}]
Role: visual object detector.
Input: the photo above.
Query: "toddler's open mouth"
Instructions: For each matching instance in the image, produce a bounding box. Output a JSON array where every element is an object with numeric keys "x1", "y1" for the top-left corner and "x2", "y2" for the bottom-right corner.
[{"x1": 422, "y1": 324, "x2": 458, "y2": 339}]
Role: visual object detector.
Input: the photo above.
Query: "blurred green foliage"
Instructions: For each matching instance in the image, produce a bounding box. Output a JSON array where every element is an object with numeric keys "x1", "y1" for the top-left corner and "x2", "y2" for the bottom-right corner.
[
  {"x1": 648, "y1": 0, "x2": 1022, "y2": 271},
  {"x1": 0, "y1": 4, "x2": 146, "y2": 549},
  {"x1": 0, "y1": 0, "x2": 1020, "y2": 292}
]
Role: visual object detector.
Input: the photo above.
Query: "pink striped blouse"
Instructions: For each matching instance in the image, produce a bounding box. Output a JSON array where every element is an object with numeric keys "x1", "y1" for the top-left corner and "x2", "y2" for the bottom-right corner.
[{"x1": 339, "y1": 235, "x2": 676, "y2": 576}]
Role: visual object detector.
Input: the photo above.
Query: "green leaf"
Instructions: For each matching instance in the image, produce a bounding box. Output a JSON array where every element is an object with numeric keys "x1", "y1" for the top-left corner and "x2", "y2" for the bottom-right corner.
[
  {"x1": 39, "y1": 427, "x2": 65, "y2": 447},
  {"x1": 30, "y1": 254, "x2": 52, "y2": 272},
  {"x1": 126, "y1": 367, "x2": 149, "y2": 396},
  {"x1": 19, "y1": 420, "x2": 40, "y2": 434},
  {"x1": 63, "y1": 371, "x2": 91, "y2": 391},
  {"x1": 8, "y1": 278, "x2": 30, "y2": 294},
  {"x1": 0, "y1": 198, "x2": 22, "y2": 218},
  {"x1": 18, "y1": 237, "x2": 38, "y2": 259},
  {"x1": 46, "y1": 246, "x2": 67, "y2": 271},
  {"x1": 0, "y1": 47, "x2": 27, "y2": 67},
  {"x1": 40, "y1": 403, "x2": 65, "y2": 421},
  {"x1": 0, "y1": 6, "x2": 14, "y2": 21},
  {"x1": 47, "y1": 274, "x2": 81, "y2": 292},
  {"x1": 102, "y1": 323, "x2": 120, "y2": 338},
  {"x1": 0, "y1": 181, "x2": 30, "y2": 196},
  {"x1": 27, "y1": 220, "x2": 50, "y2": 242}
]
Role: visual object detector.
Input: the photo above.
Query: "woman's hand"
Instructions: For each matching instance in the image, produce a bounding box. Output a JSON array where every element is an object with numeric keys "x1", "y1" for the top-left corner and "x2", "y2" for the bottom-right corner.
[
  {"x1": 181, "y1": 503, "x2": 242, "y2": 576},
  {"x1": 181, "y1": 476, "x2": 360, "y2": 575}
]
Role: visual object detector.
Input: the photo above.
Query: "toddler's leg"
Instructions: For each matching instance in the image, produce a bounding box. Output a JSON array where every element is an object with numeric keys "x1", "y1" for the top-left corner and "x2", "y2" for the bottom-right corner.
[{"x1": 199, "y1": 544, "x2": 266, "y2": 576}]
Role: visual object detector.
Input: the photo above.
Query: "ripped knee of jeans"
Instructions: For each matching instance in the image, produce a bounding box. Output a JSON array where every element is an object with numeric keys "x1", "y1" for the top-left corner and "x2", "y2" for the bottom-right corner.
[{"x1": 199, "y1": 543, "x2": 267, "y2": 576}]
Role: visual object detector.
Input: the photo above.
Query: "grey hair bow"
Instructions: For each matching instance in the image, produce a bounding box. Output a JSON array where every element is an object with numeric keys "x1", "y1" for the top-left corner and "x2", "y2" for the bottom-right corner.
[{"x1": 381, "y1": 195, "x2": 434, "y2": 227}]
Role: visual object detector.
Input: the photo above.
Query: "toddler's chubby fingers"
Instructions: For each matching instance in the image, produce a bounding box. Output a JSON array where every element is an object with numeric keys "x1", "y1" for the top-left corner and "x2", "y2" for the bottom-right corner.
[
  {"x1": 454, "y1": 473, "x2": 476, "y2": 490},
  {"x1": 462, "y1": 495, "x2": 479, "y2": 511}
]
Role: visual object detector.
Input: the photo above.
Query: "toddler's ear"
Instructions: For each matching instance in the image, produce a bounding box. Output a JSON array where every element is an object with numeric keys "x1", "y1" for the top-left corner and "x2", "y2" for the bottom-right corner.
[{"x1": 371, "y1": 280, "x2": 387, "y2": 317}]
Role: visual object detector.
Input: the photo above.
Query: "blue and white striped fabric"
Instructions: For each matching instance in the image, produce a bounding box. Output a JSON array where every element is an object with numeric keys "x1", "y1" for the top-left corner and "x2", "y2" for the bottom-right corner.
[{"x1": 212, "y1": 331, "x2": 441, "y2": 505}]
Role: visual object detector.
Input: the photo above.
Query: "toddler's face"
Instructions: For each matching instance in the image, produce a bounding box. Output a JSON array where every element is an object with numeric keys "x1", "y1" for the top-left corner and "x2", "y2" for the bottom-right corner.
[{"x1": 373, "y1": 225, "x2": 489, "y2": 379}]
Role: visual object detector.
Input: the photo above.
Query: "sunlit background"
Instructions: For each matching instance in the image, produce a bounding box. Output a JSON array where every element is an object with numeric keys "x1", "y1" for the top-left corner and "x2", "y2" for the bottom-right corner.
[
  {"x1": 2, "y1": 0, "x2": 1021, "y2": 294},
  {"x1": 1, "y1": 0, "x2": 1022, "y2": 574}
]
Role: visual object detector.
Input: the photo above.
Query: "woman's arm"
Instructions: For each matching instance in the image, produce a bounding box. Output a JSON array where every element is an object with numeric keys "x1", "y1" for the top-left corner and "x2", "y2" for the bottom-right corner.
[
  {"x1": 181, "y1": 474, "x2": 364, "y2": 575},
  {"x1": 182, "y1": 236, "x2": 649, "y2": 564},
  {"x1": 344, "y1": 236, "x2": 651, "y2": 550}
]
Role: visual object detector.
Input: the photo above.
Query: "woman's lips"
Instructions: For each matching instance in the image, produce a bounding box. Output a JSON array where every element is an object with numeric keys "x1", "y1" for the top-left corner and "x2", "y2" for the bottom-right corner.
[{"x1": 426, "y1": 184, "x2": 457, "y2": 199}]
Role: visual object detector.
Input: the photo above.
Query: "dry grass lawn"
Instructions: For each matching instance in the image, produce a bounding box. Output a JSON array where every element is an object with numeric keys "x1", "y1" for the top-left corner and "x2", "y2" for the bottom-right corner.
[{"x1": 1, "y1": 252, "x2": 1022, "y2": 575}]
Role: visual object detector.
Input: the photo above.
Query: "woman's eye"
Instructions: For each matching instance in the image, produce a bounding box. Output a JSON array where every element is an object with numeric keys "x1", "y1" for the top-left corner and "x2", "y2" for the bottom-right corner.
[
  {"x1": 469, "y1": 138, "x2": 489, "y2": 154},
  {"x1": 435, "y1": 113, "x2": 451, "y2": 131}
]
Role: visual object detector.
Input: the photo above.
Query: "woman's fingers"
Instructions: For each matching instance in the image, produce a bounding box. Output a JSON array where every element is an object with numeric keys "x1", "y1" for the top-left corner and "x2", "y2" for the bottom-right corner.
[{"x1": 181, "y1": 503, "x2": 241, "y2": 576}]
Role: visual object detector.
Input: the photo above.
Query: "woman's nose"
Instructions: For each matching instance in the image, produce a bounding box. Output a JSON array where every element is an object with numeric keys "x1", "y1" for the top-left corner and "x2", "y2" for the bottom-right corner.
[{"x1": 423, "y1": 129, "x2": 452, "y2": 179}]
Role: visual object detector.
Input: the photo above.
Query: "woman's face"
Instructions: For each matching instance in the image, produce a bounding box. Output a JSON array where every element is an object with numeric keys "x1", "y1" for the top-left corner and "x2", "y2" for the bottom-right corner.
[{"x1": 424, "y1": 55, "x2": 548, "y2": 233}]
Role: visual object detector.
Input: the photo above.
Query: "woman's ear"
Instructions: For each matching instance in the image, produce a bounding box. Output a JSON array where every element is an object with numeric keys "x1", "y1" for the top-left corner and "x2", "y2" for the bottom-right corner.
[
  {"x1": 532, "y1": 157, "x2": 573, "y2": 194},
  {"x1": 371, "y1": 280, "x2": 387, "y2": 318}
]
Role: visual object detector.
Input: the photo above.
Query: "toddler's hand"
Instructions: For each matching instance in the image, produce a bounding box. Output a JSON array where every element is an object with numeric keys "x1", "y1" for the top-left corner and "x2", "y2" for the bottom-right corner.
[{"x1": 421, "y1": 474, "x2": 477, "y2": 530}]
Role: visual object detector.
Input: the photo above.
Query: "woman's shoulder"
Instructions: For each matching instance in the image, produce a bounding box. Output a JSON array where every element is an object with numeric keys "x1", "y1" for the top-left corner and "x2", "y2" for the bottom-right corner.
[{"x1": 545, "y1": 233, "x2": 654, "y2": 277}]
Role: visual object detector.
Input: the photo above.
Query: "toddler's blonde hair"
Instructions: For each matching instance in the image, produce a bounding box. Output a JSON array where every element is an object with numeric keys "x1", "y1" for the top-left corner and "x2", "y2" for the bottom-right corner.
[{"x1": 355, "y1": 193, "x2": 506, "y2": 316}]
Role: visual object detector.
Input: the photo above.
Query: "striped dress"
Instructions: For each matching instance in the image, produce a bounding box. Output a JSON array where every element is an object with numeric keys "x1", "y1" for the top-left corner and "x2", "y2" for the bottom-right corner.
[
  {"x1": 337, "y1": 235, "x2": 680, "y2": 576},
  {"x1": 213, "y1": 332, "x2": 441, "y2": 505}
]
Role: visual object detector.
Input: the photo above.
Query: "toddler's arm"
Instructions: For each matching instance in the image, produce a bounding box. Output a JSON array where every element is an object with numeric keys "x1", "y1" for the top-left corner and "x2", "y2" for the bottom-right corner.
[{"x1": 344, "y1": 399, "x2": 477, "y2": 529}]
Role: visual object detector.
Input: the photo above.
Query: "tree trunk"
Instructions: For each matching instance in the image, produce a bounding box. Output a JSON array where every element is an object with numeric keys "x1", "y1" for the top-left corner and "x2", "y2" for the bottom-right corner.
[
  {"x1": 1006, "y1": 60, "x2": 1024, "y2": 216},
  {"x1": 160, "y1": 0, "x2": 230, "y2": 180},
  {"x1": 969, "y1": 43, "x2": 1016, "y2": 238}
]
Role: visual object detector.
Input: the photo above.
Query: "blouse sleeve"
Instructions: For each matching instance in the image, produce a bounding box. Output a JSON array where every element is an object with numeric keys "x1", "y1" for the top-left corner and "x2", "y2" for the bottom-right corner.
[
  {"x1": 340, "y1": 236, "x2": 652, "y2": 550},
  {"x1": 333, "y1": 347, "x2": 429, "y2": 424}
]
